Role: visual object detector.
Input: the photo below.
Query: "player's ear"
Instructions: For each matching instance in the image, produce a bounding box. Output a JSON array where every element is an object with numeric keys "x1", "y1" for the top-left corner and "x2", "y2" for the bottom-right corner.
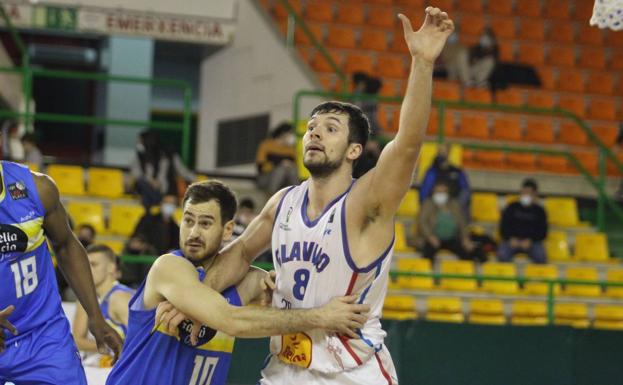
[
  {"x1": 347, "y1": 142, "x2": 363, "y2": 162},
  {"x1": 222, "y1": 219, "x2": 235, "y2": 242}
]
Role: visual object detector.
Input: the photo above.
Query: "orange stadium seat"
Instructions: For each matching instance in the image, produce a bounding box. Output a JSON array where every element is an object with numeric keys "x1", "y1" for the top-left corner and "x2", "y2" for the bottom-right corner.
[
  {"x1": 489, "y1": 18, "x2": 516, "y2": 39},
  {"x1": 518, "y1": 19, "x2": 545, "y2": 41},
  {"x1": 557, "y1": 69, "x2": 585, "y2": 93},
  {"x1": 394, "y1": 0, "x2": 425, "y2": 8},
  {"x1": 379, "y1": 81, "x2": 398, "y2": 96},
  {"x1": 586, "y1": 72, "x2": 615, "y2": 95},
  {"x1": 367, "y1": 0, "x2": 393, "y2": 5},
  {"x1": 558, "y1": 122, "x2": 588, "y2": 146},
  {"x1": 516, "y1": 0, "x2": 541, "y2": 17},
  {"x1": 429, "y1": 0, "x2": 455, "y2": 11},
  {"x1": 524, "y1": 119, "x2": 555, "y2": 143},
  {"x1": 588, "y1": 98, "x2": 617, "y2": 120},
  {"x1": 547, "y1": 46, "x2": 575, "y2": 67},
  {"x1": 460, "y1": 15, "x2": 485, "y2": 36},
  {"x1": 367, "y1": 7, "x2": 396, "y2": 29},
  {"x1": 304, "y1": 1, "x2": 333, "y2": 22},
  {"x1": 518, "y1": 43, "x2": 545, "y2": 65},
  {"x1": 606, "y1": 30, "x2": 623, "y2": 47},
  {"x1": 543, "y1": 0, "x2": 570, "y2": 19},
  {"x1": 335, "y1": 3, "x2": 365, "y2": 25},
  {"x1": 273, "y1": 1, "x2": 302, "y2": 20},
  {"x1": 377, "y1": 56, "x2": 406, "y2": 78},
  {"x1": 316, "y1": 73, "x2": 334, "y2": 91},
  {"x1": 427, "y1": 108, "x2": 456, "y2": 136},
  {"x1": 572, "y1": 151, "x2": 599, "y2": 175},
  {"x1": 433, "y1": 81, "x2": 461, "y2": 100},
  {"x1": 618, "y1": 76, "x2": 623, "y2": 95},
  {"x1": 579, "y1": 48, "x2": 606, "y2": 69},
  {"x1": 492, "y1": 116, "x2": 522, "y2": 141},
  {"x1": 389, "y1": 109, "x2": 402, "y2": 132},
  {"x1": 507, "y1": 153, "x2": 537, "y2": 171},
  {"x1": 326, "y1": 26, "x2": 356, "y2": 49},
  {"x1": 462, "y1": 148, "x2": 477, "y2": 168},
  {"x1": 458, "y1": 114, "x2": 489, "y2": 139},
  {"x1": 539, "y1": 155, "x2": 568, "y2": 173},
  {"x1": 610, "y1": 51, "x2": 623, "y2": 70},
  {"x1": 536, "y1": 67, "x2": 556, "y2": 90},
  {"x1": 559, "y1": 95, "x2": 586, "y2": 118},
  {"x1": 294, "y1": 23, "x2": 323, "y2": 45},
  {"x1": 457, "y1": 0, "x2": 482, "y2": 13},
  {"x1": 547, "y1": 21, "x2": 575, "y2": 43},
  {"x1": 486, "y1": 0, "x2": 513, "y2": 15},
  {"x1": 390, "y1": 30, "x2": 410, "y2": 54},
  {"x1": 495, "y1": 88, "x2": 524, "y2": 106},
  {"x1": 573, "y1": 1, "x2": 594, "y2": 20},
  {"x1": 360, "y1": 29, "x2": 388, "y2": 51},
  {"x1": 592, "y1": 123, "x2": 619, "y2": 146},
  {"x1": 311, "y1": 50, "x2": 342, "y2": 72},
  {"x1": 498, "y1": 41, "x2": 515, "y2": 61},
  {"x1": 297, "y1": 47, "x2": 313, "y2": 63},
  {"x1": 577, "y1": 24, "x2": 604, "y2": 45},
  {"x1": 344, "y1": 52, "x2": 374, "y2": 74},
  {"x1": 474, "y1": 151, "x2": 506, "y2": 169},
  {"x1": 463, "y1": 87, "x2": 492, "y2": 103}
]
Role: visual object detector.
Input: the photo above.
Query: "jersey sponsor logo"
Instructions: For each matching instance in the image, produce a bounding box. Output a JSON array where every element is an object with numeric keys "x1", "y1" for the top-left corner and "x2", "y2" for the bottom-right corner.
[
  {"x1": 8, "y1": 182, "x2": 28, "y2": 200},
  {"x1": 274, "y1": 241, "x2": 330, "y2": 272},
  {"x1": 278, "y1": 207, "x2": 294, "y2": 231},
  {"x1": 0, "y1": 224, "x2": 28, "y2": 257},
  {"x1": 178, "y1": 320, "x2": 218, "y2": 347},
  {"x1": 278, "y1": 332, "x2": 312, "y2": 368}
]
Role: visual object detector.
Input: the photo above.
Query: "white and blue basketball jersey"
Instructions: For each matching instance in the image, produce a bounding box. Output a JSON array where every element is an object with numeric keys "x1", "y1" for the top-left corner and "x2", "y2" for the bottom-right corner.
[{"x1": 270, "y1": 180, "x2": 395, "y2": 373}]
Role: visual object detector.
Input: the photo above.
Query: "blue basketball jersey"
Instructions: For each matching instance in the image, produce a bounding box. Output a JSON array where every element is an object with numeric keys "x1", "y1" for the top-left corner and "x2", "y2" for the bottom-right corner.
[
  {"x1": 100, "y1": 282, "x2": 134, "y2": 338},
  {"x1": 0, "y1": 161, "x2": 67, "y2": 343},
  {"x1": 106, "y1": 250, "x2": 242, "y2": 385}
]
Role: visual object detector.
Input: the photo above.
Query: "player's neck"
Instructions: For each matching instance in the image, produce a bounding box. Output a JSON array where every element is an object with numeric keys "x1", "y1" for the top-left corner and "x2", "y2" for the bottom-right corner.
[
  {"x1": 97, "y1": 278, "x2": 117, "y2": 298},
  {"x1": 308, "y1": 168, "x2": 352, "y2": 214}
]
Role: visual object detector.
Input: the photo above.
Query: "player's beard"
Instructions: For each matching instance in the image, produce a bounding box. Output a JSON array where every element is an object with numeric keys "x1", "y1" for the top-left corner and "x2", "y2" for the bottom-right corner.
[
  {"x1": 304, "y1": 149, "x2": 345, "y2": 178},
  {"x1": 183, "y1": 234, "x2": 222, "y2": 267}
]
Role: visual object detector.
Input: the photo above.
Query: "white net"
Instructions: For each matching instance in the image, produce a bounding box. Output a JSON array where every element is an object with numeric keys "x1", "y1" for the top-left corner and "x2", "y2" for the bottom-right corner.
[{"x1": 590, "y1": 0, "x2": 623, "y2": 30}]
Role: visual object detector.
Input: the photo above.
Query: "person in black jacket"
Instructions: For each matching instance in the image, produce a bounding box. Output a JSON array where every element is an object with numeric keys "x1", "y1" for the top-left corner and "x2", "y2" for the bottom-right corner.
[{"x1": 497, "y1": 179, "x2": 547, "y2": 264}]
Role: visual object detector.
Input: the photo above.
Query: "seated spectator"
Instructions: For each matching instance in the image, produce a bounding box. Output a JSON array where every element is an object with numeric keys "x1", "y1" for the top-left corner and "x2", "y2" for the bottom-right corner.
[
  {"x1": 497, "y1": 179, "x2": 547, "y2": 264},
  {"x1": 256, "y1": 123, "x2": 299, "y2": 195},
  {"x1": 233, "y1": 198, "x2": 257, "y2": 238},
  {"x1": 76, "y1": 224, "x2": 96, "y2": 248},
  {"x1": 73, "y1": 244, "x2": 133, "y2": 367},
  {"x1": 416, "y1": 180, "x2": 474, "y2": 261},
  {"x1": 120, "y1": 234, "x2": 157, "y2": 286},
  {"x1": 20, "y1": 133, "x2": 44, "y2": 170},
  {"x1": 131, "y1": 194, "x2": 180, "y2": 256},
  {"x1": 420, "y1": 143, "x2": 471, "y2": 219},
  {"x1": 469, "y1": 28, "x2": 499, "y2": 87}
]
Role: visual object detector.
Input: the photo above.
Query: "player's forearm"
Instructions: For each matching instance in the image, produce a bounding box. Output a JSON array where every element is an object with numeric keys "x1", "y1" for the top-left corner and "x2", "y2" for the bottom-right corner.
[
  {"x1": 224, "y1": 306, "x2": 325, "y2": 338},
  {"x1": 203, "y1": 240, "x2": 252, "y2": 292},
  {"x1": 75, "y1": 336, "x2": 98, "y2": 352},
  {"x1": 396, "y1": 58, "x2": 434, "y2": 151}
]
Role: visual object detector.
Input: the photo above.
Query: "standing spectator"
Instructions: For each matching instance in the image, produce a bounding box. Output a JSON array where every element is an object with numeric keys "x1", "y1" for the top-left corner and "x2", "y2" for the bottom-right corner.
[
  {"x1": 416, "y1": 180, "x2": 474, "y2": 261},
  {"x1": 469, "y1": 27, "x2": 498, "y2": 87},
  {"x1": 21, "y1": 133, "x2": 44, "y2": 170},
  {"x1": 233, "y1": 198, "x2": 257, "y2": 238},
  {"x1": 76, "y1": 224, "x2": 96, "y2": 248},
  {"x1": 255, "y1": 123, "x2": 298, "y2": 195},
  {"x1": 420, "y1": 143, "x2": 471, "y2": 218},
  {"x1": 497, "y1": 179, "x2": 548, "y2": 264}
]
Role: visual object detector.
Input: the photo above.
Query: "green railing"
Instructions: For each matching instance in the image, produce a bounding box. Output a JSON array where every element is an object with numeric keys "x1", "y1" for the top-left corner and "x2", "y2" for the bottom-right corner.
[
  {"x1": 292, "y1": 90, "x2": 623, "y2": 231},
  {"x1": 119, "y1": 255, "x2": 623, "y2": 325},
  {"x1": 0, "y1": 3, "x2": 193, "y2": 165}
]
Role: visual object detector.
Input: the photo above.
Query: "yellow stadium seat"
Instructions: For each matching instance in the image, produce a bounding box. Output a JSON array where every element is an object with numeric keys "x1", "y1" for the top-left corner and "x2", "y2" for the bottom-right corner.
[
  {"x1": 605, "y1": 269, "x2": 623, "y2": 298},
  {"x1": 544, "y1": 197, "x2": 579, "y2": 227},
  {"x1": 100, "y1": 239, "x2": 125, "y2": 254},
  {"x1": 23, "y1": 162, "x2": 40, "y2": 172},
  {"x1": 523, "y1": 264, "x2": 560, "y2": 295},
  {"x1": 426, "y1": 297, "x2": 464, "y2": 323},
  {"x1": 396, "y1": 258, "x2": 433, "y2": 289},
  {"x1": 511, "y1": 301, "x2": 548, "y2": 326},
  {"x1": 574, "y1": 232, "x2": 609, "y2": 262},
  {"x1": 482, "y1": 262, "x2": 519, "y2": 294},
  {"x1": 383, "y1": 295, "x2": 416, "y2": 312},
  {"x1": 471, "y1": 193, "x2": 500, "y2": 222},
  {"x1": 554, "y1": 303, "x2": 589, "y2": 328},
  {"x1": 47, "y1": 165, "x2": 85, "y2": 196},
  {"x1": 594, "y1": 304, "x2": 623, "y2": 330},
  {"x1": 87, "y1": 167, "x2": 125, "y2": 198},
  {"x1": 382, "y1": 310, "x2": 418, "y2": 320},
  {"x1": 395, "y1": 222, "x2": 415, "y2": 253},
  {"x1": 397, "y1": 189, "x2": 419, "y2": 217},
  {"x1": 109, "y1": 204, "x2": 145, "y2": 236},
  {"x1": 564, "y1": 267, "x2": 601, "y2": 297},
  {"x1": 66, "y1": 201, "x2": 105, "y2": 234},
  {"x1": 440, "y1": 260, "x2": 477, "y2": 291},
  {"x1": 416, "y1": 142, "x2": 463, "y2": 182},
  {"x1": 468, "y1": 299, "x2": 506, "y2": 325},
  {"x1": 196, "y1": 174, "x2": 209, "y2": 182},
  {"x1": 173, "y1": 208, "x2": 183, "y2": 225},
  {"x1": 545, "y1": 231, "x2": 571, "y2": 261}
]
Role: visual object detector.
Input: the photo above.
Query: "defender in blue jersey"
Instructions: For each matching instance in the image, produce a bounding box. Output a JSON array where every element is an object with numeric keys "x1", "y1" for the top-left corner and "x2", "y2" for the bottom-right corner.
[
  {"x1": 0, "y1": 161, "x2": 123, "y2": 384},
  {"x1": 107, "y1": 181, "x2": 369, "y2": 385},
  {"x1": 73, "y1": 244, "x2": 134, "y2": 364}
]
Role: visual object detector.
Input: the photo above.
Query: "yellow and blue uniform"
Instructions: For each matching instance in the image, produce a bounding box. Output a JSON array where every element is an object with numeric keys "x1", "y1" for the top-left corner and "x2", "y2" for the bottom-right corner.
[
  {"x1": 0, "y1": 161, "x2": 86, "y2": 384},
  {"x1": 100, "y1": 282, "x2": 134, "y2": 339},
  {"x1": 106, "y1": 250, "x2": 241, "y2": 385}
]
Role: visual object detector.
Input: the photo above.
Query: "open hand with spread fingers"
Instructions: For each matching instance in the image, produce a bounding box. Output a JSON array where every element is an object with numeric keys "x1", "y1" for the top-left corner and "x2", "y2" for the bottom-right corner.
[{"x1": 398, "y1": 7, "x2": 454, "y2": 64}]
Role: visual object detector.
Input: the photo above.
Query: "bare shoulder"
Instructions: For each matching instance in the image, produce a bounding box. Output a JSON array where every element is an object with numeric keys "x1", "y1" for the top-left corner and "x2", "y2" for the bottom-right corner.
[
  {"x1": 109, "y1": 289, "x2": 133, "y2": 307},
  {"x1": 31, "y1": 171, "x2": 59, "y2": 212},
  {"x1": 263, "y1": 186, "x2": 292, "y2": 217},
  {"x1": 150, "y1": 253, "x2": 194, "y2": 277}
]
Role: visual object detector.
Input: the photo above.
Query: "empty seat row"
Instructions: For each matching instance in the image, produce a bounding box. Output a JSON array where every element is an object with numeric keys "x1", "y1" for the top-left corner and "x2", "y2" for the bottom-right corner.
[
  {"x1": 66, "y1": 201, "x2": 145, "y2": 237},
  {"x1": 47, "y1": 165, "x2": 126, "y2": 198}
]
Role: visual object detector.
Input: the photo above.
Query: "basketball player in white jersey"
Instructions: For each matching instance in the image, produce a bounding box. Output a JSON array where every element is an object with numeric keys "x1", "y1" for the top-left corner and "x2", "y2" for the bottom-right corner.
[{"x1": 167, "y1": 7, "x2": 453, "y2": 384}]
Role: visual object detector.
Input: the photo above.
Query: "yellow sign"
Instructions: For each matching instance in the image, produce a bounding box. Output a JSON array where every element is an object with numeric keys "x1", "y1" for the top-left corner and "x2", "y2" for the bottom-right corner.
[{"x1": 278, "y1": 332, "x2": 312, "y2": 369}]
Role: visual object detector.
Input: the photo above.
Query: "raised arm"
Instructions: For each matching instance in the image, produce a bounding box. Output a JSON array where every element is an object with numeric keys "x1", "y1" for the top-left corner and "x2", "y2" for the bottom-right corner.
[
  {"x1": 203, "y1": 188, "x2": 287, "y2": 291},
  {"x1": 150, "y1": 255, "x2": 368, "y2": 338},
  {"x1": 354, "y1": 8, "x2": 454, "y2": 217},
  {"x1": 35, "y1": 173, "x2": 123, "y2": 359}
]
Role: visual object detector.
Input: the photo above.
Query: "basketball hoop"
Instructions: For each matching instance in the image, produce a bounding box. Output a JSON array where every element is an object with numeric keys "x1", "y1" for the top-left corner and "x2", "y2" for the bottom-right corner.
[{"x1": 590, "y1": 0, "x2": 623, "y2": 30}]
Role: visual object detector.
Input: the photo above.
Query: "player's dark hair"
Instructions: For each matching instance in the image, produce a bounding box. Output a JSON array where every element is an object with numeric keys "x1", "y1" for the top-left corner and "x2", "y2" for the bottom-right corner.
[
  {"x1": 183, "y1": 180, "x2": 237, "y2": 224},
  {"x1": 522, "y1": 178, "x2": 538, "y2": 192},
  {"x1": 311, "y1": 101, "x2": 370, "y2": 150}
]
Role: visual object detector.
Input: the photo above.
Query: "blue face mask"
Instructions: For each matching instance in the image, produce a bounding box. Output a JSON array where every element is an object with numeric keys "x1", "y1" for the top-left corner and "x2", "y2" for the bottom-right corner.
[{"x1": 161, "y1": 203, "x2": 176, "y2": 217}]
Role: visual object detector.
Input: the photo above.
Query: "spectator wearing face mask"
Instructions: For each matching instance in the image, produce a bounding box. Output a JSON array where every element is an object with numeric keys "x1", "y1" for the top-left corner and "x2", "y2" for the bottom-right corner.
[
  {"x1": 256, "y1": 122, "x2": 299, "y2": 195},
  {"x1": 440, "y1": 28, "x2": 471, "y2": 86},
  {"x1": 469, "y1": 27, "x2": 499, "y2": 87},
  {"x1": 420, "y1": 143, "x2": 471, "y2": 219},
  {"x1": 129, "y1": 194, "x2": 180, "y2": 256},
  {"x1": 416, "y1": 180, "x2": 474, "y2": 261},
  {"x1": 497, "y1": 179, "x2": 548, "y2": 264},
  {"x1": 76, "y1": 224, "x2": 96, "y2": 248}
]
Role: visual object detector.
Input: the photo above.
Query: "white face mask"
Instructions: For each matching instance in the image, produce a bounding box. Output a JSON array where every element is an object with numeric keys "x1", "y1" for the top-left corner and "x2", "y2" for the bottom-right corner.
[
  {"x1": 136, "y1": 143, "x2": 145, "y2": 153},
  {"x1": 520, "y1": 194, "x2": 533, "y2": 207},
  {"x1": 284, "y1": 134, "x2": 296, "y2": 146},
  {"x1": 433, "y1": 192, "x2": 449, "y2": 206},
  {"x1": 161, "y1": 203, "x2": 176, "y2": 217},
  {"x1": 480, "y1": 35, "x2": 493, "y2": 48}
]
